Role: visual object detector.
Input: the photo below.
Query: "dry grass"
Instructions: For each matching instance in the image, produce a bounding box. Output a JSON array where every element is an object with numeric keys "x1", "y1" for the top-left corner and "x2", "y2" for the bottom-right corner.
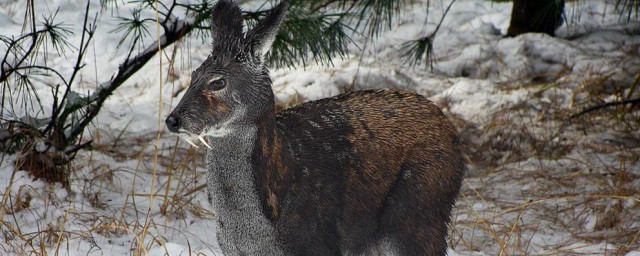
[
  {"x1": 0, "y1": 126, "x2": 215, "y2": 255},
  {"x1": 448, "y1": 73, "x2": 640, "y2": 255}
]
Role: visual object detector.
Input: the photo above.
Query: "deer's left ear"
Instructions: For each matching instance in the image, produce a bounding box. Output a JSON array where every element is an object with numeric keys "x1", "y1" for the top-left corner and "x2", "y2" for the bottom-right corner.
[{"x1": 245, "y1": 1, "x2": 288, "y2": 59}]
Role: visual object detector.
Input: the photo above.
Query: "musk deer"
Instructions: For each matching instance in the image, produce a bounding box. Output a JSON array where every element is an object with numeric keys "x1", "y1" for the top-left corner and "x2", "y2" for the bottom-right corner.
[{"x1": 165, "y1": 0, "x2": 465, "y2": 255}]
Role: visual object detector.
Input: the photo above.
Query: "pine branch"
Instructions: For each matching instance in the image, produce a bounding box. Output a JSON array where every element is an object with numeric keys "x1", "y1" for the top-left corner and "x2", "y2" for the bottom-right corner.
[
  {"x1": 401, "y1": 0, "x2": 455, "y2": 68},
  {"x1": 46, "y1": 1, "x2": 97, "y2": 150},
  {"x1": 353, "y1": 0, "x2": 406, "y2": 38},
  {"x1": 1, "y1": 2, "x2": 75, "y2": 118},
  {"x1": 267, "y1": 11, "x2": 353, "y2": 68},
  {"x1": 66, "y1": 12, "x2": 201, "y2": 143},
  {"x1": 615, "y1": 0, "x2": 639, "y2": 22}
]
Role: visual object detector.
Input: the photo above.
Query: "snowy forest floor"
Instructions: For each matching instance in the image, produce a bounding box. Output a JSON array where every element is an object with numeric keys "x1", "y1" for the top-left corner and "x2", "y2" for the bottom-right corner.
[{"x1": 1, "y1": 0, "x2": 640, "y2": 255}]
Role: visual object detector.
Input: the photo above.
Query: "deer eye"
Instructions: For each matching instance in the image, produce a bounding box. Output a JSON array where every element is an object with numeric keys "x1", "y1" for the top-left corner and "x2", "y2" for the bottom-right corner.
[
  {"x1": 209, "y1": 78, "x2": 226, "y2": 91},
  {"x1": 235, "y1": 54, "x2": 245, "y2": 62}
]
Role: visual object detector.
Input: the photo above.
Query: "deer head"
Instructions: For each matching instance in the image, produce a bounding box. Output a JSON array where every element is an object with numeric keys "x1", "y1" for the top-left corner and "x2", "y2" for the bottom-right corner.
[{"x1": 165, "y1": 0, "x2": 287, "y2": 147}]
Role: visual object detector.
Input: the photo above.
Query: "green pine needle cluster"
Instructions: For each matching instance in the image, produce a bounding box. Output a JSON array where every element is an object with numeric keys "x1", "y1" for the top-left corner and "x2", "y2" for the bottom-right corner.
[{"x1": 264, "y1": 4, "x2": 354, "y2": 68}]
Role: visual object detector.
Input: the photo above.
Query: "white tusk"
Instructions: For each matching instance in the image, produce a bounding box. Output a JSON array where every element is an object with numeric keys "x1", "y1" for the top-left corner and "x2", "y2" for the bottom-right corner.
[
  {"x1": 198, "y1": 136, "x2": 213, "y2": 149},
  {"x1": 183, "y1": 137, "x2": 199, "y2": 148}
]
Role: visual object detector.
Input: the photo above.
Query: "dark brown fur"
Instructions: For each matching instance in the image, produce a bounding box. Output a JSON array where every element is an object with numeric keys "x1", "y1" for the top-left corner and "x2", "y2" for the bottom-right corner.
[{"x1": 251, "y1": 90, "x2": 465, "y2": 255}]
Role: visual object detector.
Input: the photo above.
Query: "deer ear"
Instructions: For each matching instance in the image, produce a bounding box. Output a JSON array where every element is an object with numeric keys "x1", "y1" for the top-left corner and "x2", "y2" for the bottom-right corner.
[
  {"x1": 245, "y1": 1, "x2": 288, "y2": 59},
  {"x1": 211, "y1": 0, "x2": 244, "y2": 51}
]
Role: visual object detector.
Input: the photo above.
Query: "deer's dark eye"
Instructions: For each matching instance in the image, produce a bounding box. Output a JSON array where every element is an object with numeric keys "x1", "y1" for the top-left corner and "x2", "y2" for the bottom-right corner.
[
  {"x1": 209, "y1": 78, "x2": 226, "y2": 91},
  {"x1": 235, "y1": 53, "x2": 244, "y2": 62}
]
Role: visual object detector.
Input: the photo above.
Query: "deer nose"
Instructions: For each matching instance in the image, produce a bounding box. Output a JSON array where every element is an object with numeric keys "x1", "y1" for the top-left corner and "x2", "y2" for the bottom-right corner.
[{"x1": 165, "y1": 115, "x2": 181, "y2": 133}]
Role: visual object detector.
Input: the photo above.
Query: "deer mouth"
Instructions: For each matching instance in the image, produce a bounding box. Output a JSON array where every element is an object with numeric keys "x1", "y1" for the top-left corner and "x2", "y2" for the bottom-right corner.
[
  {"x1": 170, "y1": 122, "x2": 235, "y2": 150},
  {"x1": 166, "y1": 103, "x2": 241, "y2": 149},
  {"x1": 166, "y1": 114, "x2": 213, "y2": 149},
  {"x1": 178, "y1": 132, "x2": 213, "y2": 149}
]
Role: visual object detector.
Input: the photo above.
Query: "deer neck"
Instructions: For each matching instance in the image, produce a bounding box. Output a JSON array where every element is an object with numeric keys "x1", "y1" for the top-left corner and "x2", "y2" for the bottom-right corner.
[{"x1": 204, "y1": 112, "x2": 285, "y2": 255}]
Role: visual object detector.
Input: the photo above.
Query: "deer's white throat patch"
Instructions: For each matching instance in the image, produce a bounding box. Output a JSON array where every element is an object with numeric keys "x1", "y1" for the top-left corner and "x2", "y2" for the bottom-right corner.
[{"x1": 200, "y1": 107, "x2": 244, "y2": 139}]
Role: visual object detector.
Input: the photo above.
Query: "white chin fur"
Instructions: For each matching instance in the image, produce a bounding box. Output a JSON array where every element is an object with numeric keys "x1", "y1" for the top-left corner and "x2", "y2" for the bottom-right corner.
[
  {"x1": 177, "y1": 129, "x2": 223, "y2": 150},
  {"x1": 178, "y1": 109, "x2": 241, "y2": 148},
  {"x1": 198, "y1": 109, "x2": 241, "y2": 139},
  {"x1": 200, "y1": 126, "x2": 231, "y2": 138}
]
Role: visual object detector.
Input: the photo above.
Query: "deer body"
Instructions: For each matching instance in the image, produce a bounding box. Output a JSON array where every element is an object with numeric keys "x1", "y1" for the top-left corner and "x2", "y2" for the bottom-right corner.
[{"x1": 166, "y1": 1, "x2": 465, "y2": 255}]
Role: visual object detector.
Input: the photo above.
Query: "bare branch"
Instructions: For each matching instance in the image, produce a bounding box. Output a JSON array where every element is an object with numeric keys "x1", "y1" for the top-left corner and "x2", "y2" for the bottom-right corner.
[
  {"x1": 570, "y1": 98, "x2": 640, "y2": 119},
  {"x1": 66, "y1": 15, "x2": 200, "y2": 142}
]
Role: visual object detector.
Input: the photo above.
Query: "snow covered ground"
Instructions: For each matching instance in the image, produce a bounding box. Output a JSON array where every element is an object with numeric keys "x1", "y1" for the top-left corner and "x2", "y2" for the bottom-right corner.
[{"x1": 1, "y1": 0, "x2": 639, "y2": 255}]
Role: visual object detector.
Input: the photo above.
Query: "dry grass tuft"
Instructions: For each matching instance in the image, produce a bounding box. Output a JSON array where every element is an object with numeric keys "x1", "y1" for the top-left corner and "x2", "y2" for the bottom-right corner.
[
  {"x1": 14, "y1": 144, "x2": 72, "y2": 191},
  {"x1": 449, "y1": 72, "x2": 640, "y2": 255}
]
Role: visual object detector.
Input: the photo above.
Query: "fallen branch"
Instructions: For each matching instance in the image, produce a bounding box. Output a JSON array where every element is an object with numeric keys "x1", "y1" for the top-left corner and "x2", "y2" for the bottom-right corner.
[{"x1": 570, "y1": 98, "x2": 640, "y2": 119}]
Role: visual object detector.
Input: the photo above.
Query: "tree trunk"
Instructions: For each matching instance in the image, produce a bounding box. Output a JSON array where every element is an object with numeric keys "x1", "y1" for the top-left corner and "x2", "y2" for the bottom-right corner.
[{"x1": 507, "y1": 0, "x2": 565, "y2": 37}]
